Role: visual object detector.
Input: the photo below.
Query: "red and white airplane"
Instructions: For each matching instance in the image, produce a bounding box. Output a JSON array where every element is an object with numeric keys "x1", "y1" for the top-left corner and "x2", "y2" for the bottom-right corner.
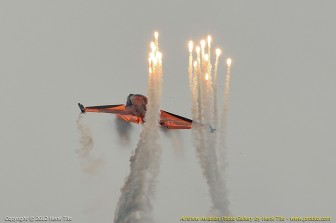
[{"x1": 78, "y1": 94, "x2": 192, "y2": 129}]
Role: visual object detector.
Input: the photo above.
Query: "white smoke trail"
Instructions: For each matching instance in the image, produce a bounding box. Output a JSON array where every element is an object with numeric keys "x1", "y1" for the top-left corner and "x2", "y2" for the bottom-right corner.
[
  {"x1": 195, "y1": 47, "x2": 203, "y2": 124},
  {"x1": 212, "y1": 51, "x2": 221, "y2": 128},
  {"x1": 192, "y1": 86, "x2": 229, "y2": 216},
  {"x1": 190, "y1": 37, "x2": 230, "y2": 217},
  {"x1": 220, "y1": 61, "x2": 231, "y2": 130},
  {"x1": 188, "y1": 41, "x2": 194, "y2": 93},
  {"x1": 76, "y1": 114, "x2": 105, "y2": 175},
  {"x1": 202, "y1": 80, "x2": 230, "y2": 216},
  {"x1": 218, "y1": 61, "x2": 232, "y2": 171},
  {"x1": 114, "y1": 33, "x2": 163, "y2": 223},
  {"x1": 212, "y1": 50, "x2": 222, "y2": 172}
]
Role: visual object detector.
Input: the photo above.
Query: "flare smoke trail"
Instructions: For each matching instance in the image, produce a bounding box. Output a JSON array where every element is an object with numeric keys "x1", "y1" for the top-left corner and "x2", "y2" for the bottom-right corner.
[
  {"x1": 218, "y1": 60, "x2": 232, "y2": 170},
  {"x1": 220, "y1": 60, "x2": 232, "y2": 131},
  {"x1": 189, "y1": 37, "x2": 231, "y2": 216},
  {"x1": 212, "y1": 50, "x2": 221, "y2": 128},
  {"x1": 76, "y1": 114, "x2": 105, "y2": 175},
  {"x1": 188, "y1": 41, "x2": 194, "y2": 93},
  {"x1": 114, "y1": 33, "x2": 163, "y2": 223}
]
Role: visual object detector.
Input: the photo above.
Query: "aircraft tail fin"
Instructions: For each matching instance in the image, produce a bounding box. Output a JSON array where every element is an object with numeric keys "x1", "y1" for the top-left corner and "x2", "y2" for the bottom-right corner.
[{"x1": 78, "y1": 103, "x2": 86, "y2": 114}]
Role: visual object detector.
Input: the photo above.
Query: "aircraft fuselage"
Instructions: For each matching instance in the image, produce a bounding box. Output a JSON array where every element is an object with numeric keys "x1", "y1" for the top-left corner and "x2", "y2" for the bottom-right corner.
[{"x1": 125, "y1": 94, "x2": 147, "y2": 118}]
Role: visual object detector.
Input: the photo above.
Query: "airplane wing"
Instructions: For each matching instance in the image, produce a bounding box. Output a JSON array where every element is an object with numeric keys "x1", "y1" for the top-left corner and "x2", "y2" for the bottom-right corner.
[
  {"x1": 160, "y1": 110, "x2": 192, "y2": 129},
  {"x1": 78, "y1": 103, "x2": 129, "y2": 115},
  {"x1": 78, "y1": 103, "x2": 143, "y2": 124}
]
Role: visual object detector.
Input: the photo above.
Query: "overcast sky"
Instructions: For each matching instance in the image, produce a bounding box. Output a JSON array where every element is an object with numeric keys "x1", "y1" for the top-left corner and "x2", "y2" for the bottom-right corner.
[{"x1": 1, "y1": 1, "x2": 335, "y2": 222}]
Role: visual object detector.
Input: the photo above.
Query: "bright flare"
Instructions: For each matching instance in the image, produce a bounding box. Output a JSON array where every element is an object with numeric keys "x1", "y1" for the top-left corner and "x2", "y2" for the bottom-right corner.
[
  {"x1": 205, "y1": 73, "x2": 209, "y2": 80},
  {"x1": 196, "y1": 46, "x2": 201, "y2": 54},
  {"x1": 226, "y1": 58, "x2": 232, "y2": 66},
  {"x1": 204, "y1": 54, "x2": 209, "y2": 61},
  {"x1": 151, "y1": 42, "x2": 156, "y2": 53},
  {"x1": 149, "y1": 52, "x2": 154, "y2": 61},
  {"x1": 200, "y1": 40, "x2": 206, "y2": 50},
  {"x1": 156, "y1": 52, "x2": 162, "y2": 61},
  {"x1": 207, "y1": 35, "x2": 212, "y2": 46},
  {"x1": 216, "y1": 49, "x2": 221, "y2": 57},
  {"x1": 189, "y1": 41, "x2": 194, "y2": 53}
]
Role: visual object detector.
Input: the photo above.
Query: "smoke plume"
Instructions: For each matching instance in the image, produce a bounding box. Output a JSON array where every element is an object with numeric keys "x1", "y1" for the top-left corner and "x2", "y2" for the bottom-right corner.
[
  {"x1": 188, "y1": 36, "x2": 231, "y2": 216},
  {"x1": 76, "y1": 114, "x2": 105, "y2": 175},
  {"x1": 114, "y1": 33, "x2": 163, "y2": 223}
]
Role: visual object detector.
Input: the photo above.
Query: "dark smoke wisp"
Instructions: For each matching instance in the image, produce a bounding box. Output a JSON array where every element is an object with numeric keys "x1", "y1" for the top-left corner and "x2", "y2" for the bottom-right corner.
[{"x1": 76, "y1": 114, "x2": 105, "y2": 175}]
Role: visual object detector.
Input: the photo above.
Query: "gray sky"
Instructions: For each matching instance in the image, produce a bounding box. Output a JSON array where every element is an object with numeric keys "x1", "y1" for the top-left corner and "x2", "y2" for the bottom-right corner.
[{"x1": 1, "y1": 1, "x2": 335, "y2": 222}]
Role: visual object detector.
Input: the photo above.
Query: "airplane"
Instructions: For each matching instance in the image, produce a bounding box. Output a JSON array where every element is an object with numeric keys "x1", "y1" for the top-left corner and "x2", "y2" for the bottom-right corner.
[
  {"x1": 209, "y1": 125, "x2": 216, "y2": 133},
  {"x1": 78, "y1": 94, "x2": 192, "y2": 129}
]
